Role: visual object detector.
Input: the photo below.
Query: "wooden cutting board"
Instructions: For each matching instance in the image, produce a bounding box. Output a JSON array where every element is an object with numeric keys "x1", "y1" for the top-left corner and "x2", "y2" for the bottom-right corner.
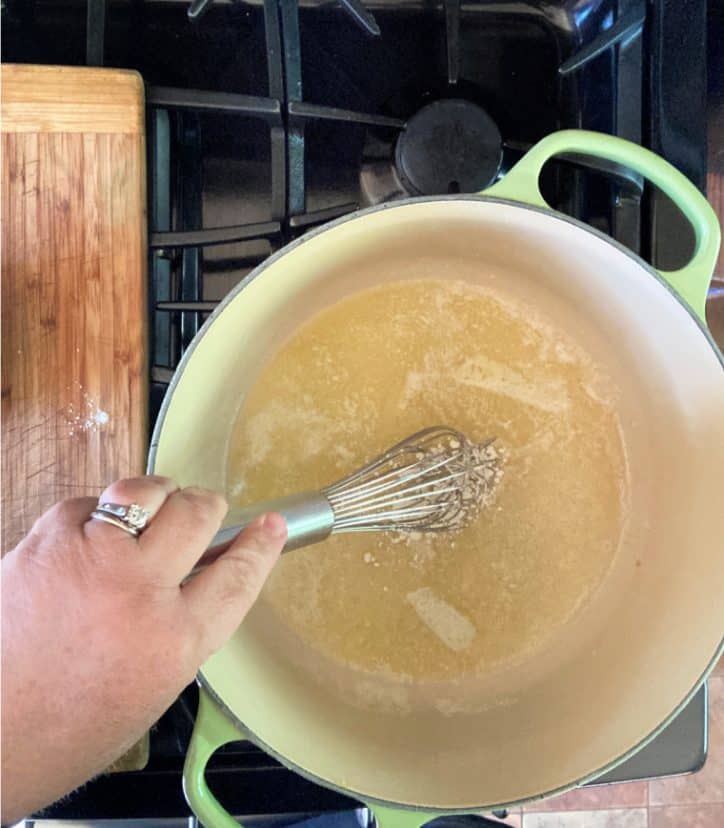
[
  {"x1": 2, "y1": 64, "x2": 150, "y2": 772},
  {"x1": 1, "y1": 64, "x2": 148, "y2": 552}
]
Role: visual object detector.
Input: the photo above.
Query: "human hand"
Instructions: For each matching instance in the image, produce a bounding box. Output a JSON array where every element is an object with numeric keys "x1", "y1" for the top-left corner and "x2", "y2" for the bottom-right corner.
[{"x1": 1, "y1": 476, "x2": 287, "y2": 824}]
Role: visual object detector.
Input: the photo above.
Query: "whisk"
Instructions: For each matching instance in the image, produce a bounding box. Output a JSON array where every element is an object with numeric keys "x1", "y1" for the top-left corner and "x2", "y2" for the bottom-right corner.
[{"x1": 196, "y1": 426, "x2": 502, "y2": 572}]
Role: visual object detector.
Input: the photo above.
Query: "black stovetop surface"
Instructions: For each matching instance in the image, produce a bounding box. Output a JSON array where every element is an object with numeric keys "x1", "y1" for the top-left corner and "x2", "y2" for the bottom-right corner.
[{"x1": 2, "y1": 0, "x2": 712, "y2": 821}]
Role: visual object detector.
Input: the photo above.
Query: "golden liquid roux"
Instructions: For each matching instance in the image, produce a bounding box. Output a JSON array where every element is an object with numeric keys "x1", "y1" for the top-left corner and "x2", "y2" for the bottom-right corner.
[{"x1": 227, "y1": 278, "x2": 629, "y2": 687}]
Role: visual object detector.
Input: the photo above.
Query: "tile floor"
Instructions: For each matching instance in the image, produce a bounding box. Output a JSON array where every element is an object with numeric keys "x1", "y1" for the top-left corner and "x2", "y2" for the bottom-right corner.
[{"x1": 481, "y1": 668, "x2": 724, "y2": 828}]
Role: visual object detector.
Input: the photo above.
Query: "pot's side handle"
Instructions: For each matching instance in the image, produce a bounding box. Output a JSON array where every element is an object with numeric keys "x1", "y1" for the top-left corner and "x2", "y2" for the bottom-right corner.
[
  {"x1": 366, "y1": 804, "x2": 442, "y2": 828},
  {"x1": 482, "y1": 130, "x2": 721, "y2": 322},
  {"x1": 184, "y1": 693, "x2": 442, "y2": 828},
  {"x1": 183, "y1": 687, "x2": 250, "y2": 828}
]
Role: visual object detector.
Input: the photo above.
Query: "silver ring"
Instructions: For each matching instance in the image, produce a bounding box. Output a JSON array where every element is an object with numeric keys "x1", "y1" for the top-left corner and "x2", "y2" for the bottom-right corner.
[
  {"x1": 90, "y1": 511, "x2": 140, "y2": 537},
  {"x1": 90, "y1": 502, "x2": 151, "y2": 536}
]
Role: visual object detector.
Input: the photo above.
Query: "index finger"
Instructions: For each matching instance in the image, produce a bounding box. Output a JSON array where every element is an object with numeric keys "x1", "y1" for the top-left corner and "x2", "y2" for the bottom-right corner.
[{"x1": 138, "y1": 487, "x2": 229, "y2": 584}]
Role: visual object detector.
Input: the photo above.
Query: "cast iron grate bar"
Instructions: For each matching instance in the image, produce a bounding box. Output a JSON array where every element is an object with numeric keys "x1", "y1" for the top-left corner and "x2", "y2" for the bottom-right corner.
[
  {"x1": 264, "y1": 0, "x2": 287, "y2": 219},
  {"x1": 177, "y1": 114, "x2": 203, "y2": 352},
  {"x1": 147, "y1": 86, "x2": 282, "y2": 123},
  {"x1": 158, "y1": 301, "x2": 219, "y2": 312},
  {"x1": 288, "y1": 101, "x2": 405, "y2": 130},
  {"x1": 279, "y1": 0, "x2": 305, "y2": 217},
  {"x1": 264, "y1": 0, "x2": 285, "y2": 100},
  {"x1": 152, "y1": 367, "x2": 175, "y2": 385},
  {"x1": 559, "y1": 2, "x2": 646, "y2": 75},
  {"x1": 147, "y1": 1, "x2": 291, "y2": 374},
  {"x1": 288, "y1": 203, "x2": 359, "y2": 230},
  {"x1": 150, "y1": 221, "x2": 282, "y2": 250},
  {"x1": 187, "y1": 0, "x2": 213, "y2": 22},
  {"x1": 86, "y1": 0, "x2": 105, "y2": 66},
  {"x1": 270, "y1": 127, "x2": 287, "y2": 221},
  {"x1": 149, "y1": 108, "x2": 174, "y2": 368},
  {"x1": 276, "y1": 0, "x2": 400, "y2": 222},
  {"x1": 146, "y1": 85, "x2": 284, "y2": 250},
  {"x1": 203, "y1": 254, "x2": 274, "y2": 273},
  {"x1": 444, "y1": 0, "x2": 460, "y2": 85},
  {"x1": 338, "y1": 0, "x2": 380, "y2": 37},
  {"x1": 645, "y1": 0, "x2": 706, "y2": 271},
  {"x1": 610, "y1": 0, "x2": 644, "y2": 255}
]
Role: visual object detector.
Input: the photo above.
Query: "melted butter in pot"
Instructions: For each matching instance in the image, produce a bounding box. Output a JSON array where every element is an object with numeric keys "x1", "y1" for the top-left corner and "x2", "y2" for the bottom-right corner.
[{"x1": 227, "y1": 279, "x2": 628, "y2": 687}]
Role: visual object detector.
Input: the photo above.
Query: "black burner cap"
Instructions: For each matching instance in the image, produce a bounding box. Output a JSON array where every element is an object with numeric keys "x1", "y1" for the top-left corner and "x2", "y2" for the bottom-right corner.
[{"x1": 395, "y1": 99, "x2": 502, "y2": 196}]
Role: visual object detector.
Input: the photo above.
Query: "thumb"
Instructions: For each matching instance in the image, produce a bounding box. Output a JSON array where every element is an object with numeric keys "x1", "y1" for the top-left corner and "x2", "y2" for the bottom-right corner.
[{"x1": 182, "y1": 513, "x2": 287, "y2": 658}]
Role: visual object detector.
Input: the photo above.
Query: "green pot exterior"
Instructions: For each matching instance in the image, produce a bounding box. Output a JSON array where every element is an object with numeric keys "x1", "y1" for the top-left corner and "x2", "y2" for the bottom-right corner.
[
  {"x1": 177, "y1": 130, "x2": 721, "y2": 828},
  {"x1": 484, "y1": 130, "x2": 720, "y2": 323}
]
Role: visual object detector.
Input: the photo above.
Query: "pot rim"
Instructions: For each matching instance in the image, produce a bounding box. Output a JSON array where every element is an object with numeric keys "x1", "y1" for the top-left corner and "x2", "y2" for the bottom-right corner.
[{"x1": 148, "y1": 194, "x2": 724, "y2": 812}]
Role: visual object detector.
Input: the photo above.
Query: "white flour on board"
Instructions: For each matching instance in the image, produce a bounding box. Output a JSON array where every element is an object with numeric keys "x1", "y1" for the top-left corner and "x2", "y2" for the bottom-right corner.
[{"x1": 64, "y1": 385, "x2": 111, "y2": 436}]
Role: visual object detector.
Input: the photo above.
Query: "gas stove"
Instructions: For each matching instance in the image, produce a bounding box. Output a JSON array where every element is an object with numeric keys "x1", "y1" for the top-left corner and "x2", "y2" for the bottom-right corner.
[{"x1": 2, "y1": 0, "x2": 712, "y2": 822}]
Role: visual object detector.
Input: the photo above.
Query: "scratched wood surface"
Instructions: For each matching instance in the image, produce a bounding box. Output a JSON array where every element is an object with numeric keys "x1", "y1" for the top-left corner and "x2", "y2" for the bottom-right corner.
[{"x1": 1, "y1": 64, "x2": 148, "y2": 553}]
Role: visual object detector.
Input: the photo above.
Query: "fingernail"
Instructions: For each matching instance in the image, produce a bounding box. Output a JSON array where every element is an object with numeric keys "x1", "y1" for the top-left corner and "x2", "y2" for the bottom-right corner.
[{"x1": 259, "y1": 512, "x2": 288, "y2": 539}]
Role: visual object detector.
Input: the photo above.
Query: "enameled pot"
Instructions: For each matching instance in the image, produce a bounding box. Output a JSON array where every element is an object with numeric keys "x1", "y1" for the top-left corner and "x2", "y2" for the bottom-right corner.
[{"x1": 148, "y1": 131, "x2": 724, "y2": 828}]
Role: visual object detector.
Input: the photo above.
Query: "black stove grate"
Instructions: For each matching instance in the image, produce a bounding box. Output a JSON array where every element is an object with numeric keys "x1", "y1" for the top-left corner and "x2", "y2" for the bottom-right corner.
[{"x1": 140, "y1": 0, "x2": 697, "y2": 421}]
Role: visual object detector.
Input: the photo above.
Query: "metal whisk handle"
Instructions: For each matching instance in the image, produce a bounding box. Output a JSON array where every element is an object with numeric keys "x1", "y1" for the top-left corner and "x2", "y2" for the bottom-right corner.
[{"x1": 191, "y1": 492, "x2": 334, "y2": 575}]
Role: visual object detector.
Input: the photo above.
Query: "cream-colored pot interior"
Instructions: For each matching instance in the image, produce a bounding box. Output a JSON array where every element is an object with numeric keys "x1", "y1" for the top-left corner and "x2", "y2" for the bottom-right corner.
[{"x1": 151, "y1": 198, "x2": 724, "y2": 809}]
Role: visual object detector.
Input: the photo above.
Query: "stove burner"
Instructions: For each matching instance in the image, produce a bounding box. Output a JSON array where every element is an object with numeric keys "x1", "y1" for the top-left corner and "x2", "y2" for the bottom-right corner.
[{"x1": 394, "y1": 99, "x2": 502, "y2": 196}]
